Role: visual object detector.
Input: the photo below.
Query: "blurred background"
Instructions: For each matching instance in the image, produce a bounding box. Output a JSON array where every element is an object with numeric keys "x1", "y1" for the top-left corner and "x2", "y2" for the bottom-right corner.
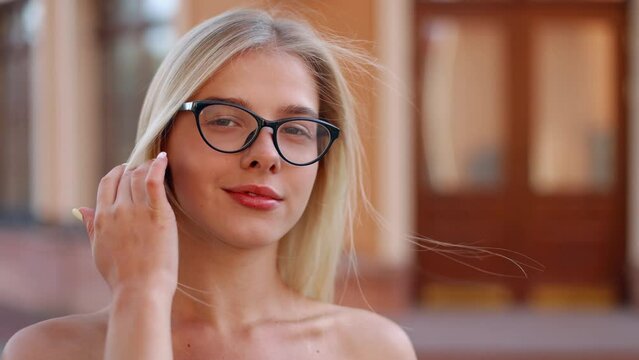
[{"x1": 1, "y1": 0, "x2": 638, "y2": 359}]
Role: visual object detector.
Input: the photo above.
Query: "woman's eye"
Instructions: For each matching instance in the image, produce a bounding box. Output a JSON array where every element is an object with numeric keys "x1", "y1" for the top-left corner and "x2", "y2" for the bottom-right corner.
[
  {"x1": 207, "y1": 117, "x2": 238, "y2": 127},
  {"x1": 282, "y1": 125, "x2": 311, "y2": 137}
]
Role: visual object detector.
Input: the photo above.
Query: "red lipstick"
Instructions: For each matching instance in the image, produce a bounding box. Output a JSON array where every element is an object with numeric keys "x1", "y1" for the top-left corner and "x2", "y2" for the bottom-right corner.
[{"x1": 223, "y1": 185, "x2": 283, "y2": 210}]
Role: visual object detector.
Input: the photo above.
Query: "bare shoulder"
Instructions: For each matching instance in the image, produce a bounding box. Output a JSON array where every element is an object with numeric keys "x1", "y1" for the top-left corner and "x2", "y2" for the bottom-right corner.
[
  {"x1": 2, "y1": 308, "x2": 108, "y2": 360},
  {"x1": 326, "y1": 304, "x2": 418, "y2": 360}
]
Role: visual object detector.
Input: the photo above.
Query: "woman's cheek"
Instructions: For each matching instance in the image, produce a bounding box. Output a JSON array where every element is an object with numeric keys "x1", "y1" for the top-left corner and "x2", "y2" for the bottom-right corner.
[{"x1": 170, "y1": 163, "x2": 207, "y2": 213}]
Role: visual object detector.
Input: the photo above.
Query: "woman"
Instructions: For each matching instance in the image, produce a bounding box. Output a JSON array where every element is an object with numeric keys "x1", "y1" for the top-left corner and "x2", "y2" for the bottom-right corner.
[{"x1": 3, "y1": 8, "x2": 417, "y2": 360}]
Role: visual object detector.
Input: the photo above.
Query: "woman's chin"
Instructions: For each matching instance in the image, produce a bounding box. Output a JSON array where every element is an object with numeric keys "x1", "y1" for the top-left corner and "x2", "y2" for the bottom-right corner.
[
  {"x1": 176, "y1": 213, "x2": 291, "y2": 249},
  {"x1": 207, "y1": 227, "x2": 286, "y2": 249}
]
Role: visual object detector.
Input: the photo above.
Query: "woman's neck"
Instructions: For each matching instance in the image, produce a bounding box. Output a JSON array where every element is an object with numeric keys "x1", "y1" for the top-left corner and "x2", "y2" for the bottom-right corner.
[{"x1": 170, "y1": 226, "x2": 300, "y2": 335}]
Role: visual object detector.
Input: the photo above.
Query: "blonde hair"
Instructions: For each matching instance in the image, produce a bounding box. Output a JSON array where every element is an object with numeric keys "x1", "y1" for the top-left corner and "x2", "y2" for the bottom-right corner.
[{"x1": 127, "y1": 8, "x2": 366, "y2": 302}]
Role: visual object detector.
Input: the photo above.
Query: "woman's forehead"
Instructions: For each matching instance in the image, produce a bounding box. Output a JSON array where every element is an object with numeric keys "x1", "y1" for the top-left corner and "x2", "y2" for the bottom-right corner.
[{"x1": 190, "y1": 50, "x2": 320, "y2": 114}]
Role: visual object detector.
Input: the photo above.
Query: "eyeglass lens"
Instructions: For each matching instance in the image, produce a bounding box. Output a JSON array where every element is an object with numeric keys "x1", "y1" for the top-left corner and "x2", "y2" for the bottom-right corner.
[{"x1": 198, "y1": 104, "x2": 332, "y2": 164}]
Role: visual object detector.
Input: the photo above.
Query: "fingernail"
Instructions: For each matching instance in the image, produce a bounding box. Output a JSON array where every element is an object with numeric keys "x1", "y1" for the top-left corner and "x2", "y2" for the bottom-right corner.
[
  {"x1": 157, "y1": 151, "x2": 167, "y2": 160},
  {"x1": 71, "y1": 208, "x2": 83, "y2": 221}
]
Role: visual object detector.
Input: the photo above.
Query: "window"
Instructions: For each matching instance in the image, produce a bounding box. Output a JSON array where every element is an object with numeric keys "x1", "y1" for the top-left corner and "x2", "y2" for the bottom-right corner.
[
  {"x1": 0, "y1": 0, "x2": 39, "y2": 222},
  {"x1": 98, "y1": 0, "x2": 178, "y2": 172}
]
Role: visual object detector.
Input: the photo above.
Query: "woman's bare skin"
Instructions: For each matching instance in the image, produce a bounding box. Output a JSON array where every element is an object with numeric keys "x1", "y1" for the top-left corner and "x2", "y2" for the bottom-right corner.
[{"x1": 3, "y1": 299, "x2": 415, "y2": 359}]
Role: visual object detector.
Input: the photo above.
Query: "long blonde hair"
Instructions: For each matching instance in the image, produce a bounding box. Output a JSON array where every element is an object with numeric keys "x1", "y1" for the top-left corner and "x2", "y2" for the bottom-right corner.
[{"x1": 127, "y1": 8, "x2": 365, "y2": 302}]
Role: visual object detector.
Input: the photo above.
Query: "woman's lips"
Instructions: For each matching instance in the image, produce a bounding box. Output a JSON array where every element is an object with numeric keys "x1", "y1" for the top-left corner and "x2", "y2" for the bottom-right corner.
[{"x1": 223, "y1": 185, "x2": 283, "y2": 210}]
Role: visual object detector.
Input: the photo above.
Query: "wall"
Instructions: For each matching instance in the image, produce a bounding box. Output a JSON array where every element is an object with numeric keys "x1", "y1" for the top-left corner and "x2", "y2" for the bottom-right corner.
[{"x1": 628, "y1": 0, "x2": 639, "y2": 307}]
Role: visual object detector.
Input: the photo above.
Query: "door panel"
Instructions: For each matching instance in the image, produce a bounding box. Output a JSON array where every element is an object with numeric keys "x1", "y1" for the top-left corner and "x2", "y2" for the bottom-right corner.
[
  {"x1": 416, "y1": 8, "x2": 519, "y2": 308},
  {"x1": 530, "y1": 18, "x2": 617, "y2": 194},
  {"x1": 523, "y1": 11, "x2": 625, "y2": 307},
  {"x1": 421, "y1": 17, "x2": 507, "y2": 193}
]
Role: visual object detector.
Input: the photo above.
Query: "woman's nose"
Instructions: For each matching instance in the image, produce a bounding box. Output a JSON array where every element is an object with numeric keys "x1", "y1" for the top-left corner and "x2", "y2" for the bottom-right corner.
[{"x1": 240, "y1": 128, "x2": 282, "y2": 172}]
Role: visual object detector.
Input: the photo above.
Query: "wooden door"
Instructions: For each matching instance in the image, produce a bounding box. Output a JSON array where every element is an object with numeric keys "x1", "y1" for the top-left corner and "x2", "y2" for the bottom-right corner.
[{"x1": 414, "y1": 1, "x2": 626, "y2": 309}]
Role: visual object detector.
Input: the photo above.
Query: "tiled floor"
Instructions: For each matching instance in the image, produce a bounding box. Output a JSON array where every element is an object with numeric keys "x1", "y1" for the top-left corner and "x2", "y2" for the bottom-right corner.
[{"x1": 392, "y1": 308, "x2": 639, "y2": 360}]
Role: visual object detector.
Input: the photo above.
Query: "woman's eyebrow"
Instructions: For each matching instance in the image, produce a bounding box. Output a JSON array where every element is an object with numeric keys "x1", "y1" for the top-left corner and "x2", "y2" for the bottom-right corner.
[
  {"x1": 203, "y1": 96, "x2": 319, "y2": 118},
  {"x1": 279, "y1": 104, "x2": 319, "y2": 118},
  {"x1": 203, "y1": 96, "x2": 250, "y2": 108}
]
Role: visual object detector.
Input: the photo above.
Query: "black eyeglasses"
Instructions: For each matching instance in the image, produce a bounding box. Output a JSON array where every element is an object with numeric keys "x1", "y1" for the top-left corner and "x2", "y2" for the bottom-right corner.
[{"x1": 177, "y1": 100, "x2": 340, "y2": 166}]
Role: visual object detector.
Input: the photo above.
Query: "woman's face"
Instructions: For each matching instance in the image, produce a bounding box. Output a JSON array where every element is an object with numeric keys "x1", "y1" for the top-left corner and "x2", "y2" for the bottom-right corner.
[{"x1": 166, "y1": 50, "x2": 320, "y2": 248}]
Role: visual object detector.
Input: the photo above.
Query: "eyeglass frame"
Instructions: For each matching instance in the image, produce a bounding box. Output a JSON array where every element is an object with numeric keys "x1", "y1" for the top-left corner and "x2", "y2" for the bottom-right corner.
[{"x1": 177, "y1": 100, "x2": 340, "y2": 166}]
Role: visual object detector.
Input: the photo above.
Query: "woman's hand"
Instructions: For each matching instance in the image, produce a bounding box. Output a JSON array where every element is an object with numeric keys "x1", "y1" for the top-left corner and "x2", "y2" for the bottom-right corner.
[{"x1": 76, "y1": 152, "x2": 178, "y2": 296}]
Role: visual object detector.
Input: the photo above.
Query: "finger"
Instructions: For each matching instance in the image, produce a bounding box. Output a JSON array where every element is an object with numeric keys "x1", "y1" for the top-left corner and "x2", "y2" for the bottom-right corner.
[
  {"x1": 115, "y1": 165, "x2": 134, "y2": 204},
  {"x1": 131, "y1": 160, "x2": 153, "y2": 204},
  {"x1": 76, "y1": 207, "x2": 96, "y2": 246},
  {"x1": 96, "y1": 164, "x2": 126, "y2": 207},
  {"x1": 146, "y1": 152, "x2": 169, "y2": 209}
]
